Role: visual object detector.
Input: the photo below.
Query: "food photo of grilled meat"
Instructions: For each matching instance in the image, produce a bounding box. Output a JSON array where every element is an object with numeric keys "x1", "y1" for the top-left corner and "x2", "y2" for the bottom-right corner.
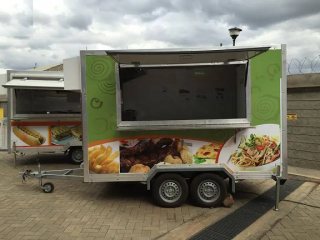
[{"x1": 119, "y1": 138, "x2": 193, "y2": 173}]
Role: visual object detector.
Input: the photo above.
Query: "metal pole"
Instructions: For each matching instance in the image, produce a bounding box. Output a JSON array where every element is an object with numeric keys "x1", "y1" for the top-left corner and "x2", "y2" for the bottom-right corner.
[
  {"x1": 274, "y1": 165, "x2": 281, "y2": 211},
  {"x1": 233, "y1": 39, "x2": 235, "y2": 46},
  {"x1": 38, "y1": 162, "x2": 42, "y2": 187},
  {"x1": 13, "y1": 141, "x2": 16, "y2": 168}
]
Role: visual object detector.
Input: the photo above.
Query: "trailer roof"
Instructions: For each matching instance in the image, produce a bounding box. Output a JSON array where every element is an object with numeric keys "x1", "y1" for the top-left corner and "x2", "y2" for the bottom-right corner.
[
  {"x1": 103, "y1": 45, "x2": 272, "y2": 54},
  {"x1": 101, "y1": 45, "x2": 272, "y2": 65}
]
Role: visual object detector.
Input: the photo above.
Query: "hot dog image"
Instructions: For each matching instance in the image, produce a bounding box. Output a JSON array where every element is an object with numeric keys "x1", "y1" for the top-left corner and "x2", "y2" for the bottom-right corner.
[{"x1": 13, "y1": 126, "x2": 46, "y2": 146}]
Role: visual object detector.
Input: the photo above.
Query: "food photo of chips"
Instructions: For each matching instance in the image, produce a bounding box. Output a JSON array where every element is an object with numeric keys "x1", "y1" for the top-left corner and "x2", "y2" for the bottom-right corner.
[{"x1": 88, "y1": 143, "x2": 120, "y2": 174}]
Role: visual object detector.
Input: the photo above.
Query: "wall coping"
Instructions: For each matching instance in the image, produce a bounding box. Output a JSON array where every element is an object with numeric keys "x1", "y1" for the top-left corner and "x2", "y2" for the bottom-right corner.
[{"x1": 288, "y1": 73, "x2": 320, "y2": 88}]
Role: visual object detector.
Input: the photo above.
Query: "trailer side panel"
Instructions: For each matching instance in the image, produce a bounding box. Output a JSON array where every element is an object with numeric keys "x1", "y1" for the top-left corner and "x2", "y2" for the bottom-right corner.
[{"x1": 81, "y1": 47, "x2": 284, "y2": 183}]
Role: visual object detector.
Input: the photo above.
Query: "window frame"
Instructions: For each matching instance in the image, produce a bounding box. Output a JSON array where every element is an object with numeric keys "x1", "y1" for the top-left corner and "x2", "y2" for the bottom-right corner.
[
  {"x1": 115, "y1": 60, "x2": 252, "y2": 131},
  {"x1": 11, "y1": 89, "x2": 81, "y2": 119}
]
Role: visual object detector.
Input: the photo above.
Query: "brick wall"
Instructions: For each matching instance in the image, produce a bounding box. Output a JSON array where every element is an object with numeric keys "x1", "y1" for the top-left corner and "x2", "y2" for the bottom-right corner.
[{"x1": 287, "y1": 73, "x2": 320, "y2": 170}]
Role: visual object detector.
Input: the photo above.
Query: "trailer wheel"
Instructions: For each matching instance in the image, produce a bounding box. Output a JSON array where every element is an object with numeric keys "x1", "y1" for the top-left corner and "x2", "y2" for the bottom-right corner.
[
  {"x1": 43, "y1": 182, "x2": 54, "y2": 193},
  {"x1": 190, "y1": 173, "x2": 227, "y2": 208},
  {"x1": 68, "y1": 147, "x2": 83, "y2": 164},
  {"x1": 152, "y1": 174, "x2": 188, "y2": 208}
]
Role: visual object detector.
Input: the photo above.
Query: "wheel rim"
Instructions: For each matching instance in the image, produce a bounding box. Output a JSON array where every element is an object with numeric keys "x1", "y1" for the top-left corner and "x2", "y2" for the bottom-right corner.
[
  {"x1": 72, "y1": 149, "x2": 83, "y2": 162},
  {"x1": 197, "y1": 180, "x2": 220, "y2": 203},
  {"x1": 44, "y1": 184, "x2": 52, "y2": 192},
  {"x1": 159, "y1": 180, "x2": 182, "y2": 203}
]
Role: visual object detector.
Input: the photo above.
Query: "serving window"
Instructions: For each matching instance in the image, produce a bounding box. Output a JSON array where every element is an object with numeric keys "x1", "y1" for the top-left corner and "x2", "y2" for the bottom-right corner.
[
  {"x1": 13, "y1": 89, "x2": 81, "y2": 118},
  {"x1": 117, "y1": 63, "x2": 249, "y2": 129}
]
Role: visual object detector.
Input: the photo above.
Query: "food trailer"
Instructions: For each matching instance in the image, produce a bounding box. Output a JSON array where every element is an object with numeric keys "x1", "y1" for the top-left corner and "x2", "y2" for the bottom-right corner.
[
  {"x1": 3, "y1": 68, "x2": 83, "y2": 165},
  {"x1": 16, "y1": 44, "x2": 287, "y2": 209}
]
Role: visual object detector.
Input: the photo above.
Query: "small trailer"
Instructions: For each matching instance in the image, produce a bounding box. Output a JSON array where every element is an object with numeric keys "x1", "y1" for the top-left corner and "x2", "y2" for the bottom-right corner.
[
  {"x1": 16, "y1": 44, "x2": 287, "y2": 209},
  {"x1": 3, "y1": 69, "x2": 83, "y2": 165}
]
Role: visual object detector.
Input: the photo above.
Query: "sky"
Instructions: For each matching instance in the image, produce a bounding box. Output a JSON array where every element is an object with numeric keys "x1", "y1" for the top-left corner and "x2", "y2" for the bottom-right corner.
[{"x1": 0, "y1": 0, "x2": 319, "y2": 74}]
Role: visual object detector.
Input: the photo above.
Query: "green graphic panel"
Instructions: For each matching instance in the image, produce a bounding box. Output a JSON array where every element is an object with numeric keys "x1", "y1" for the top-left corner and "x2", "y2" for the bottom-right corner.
[
  {"x1": 86, "y1": 56, "x2": 124, "y2": 144},
  {"x1": 250, "y1": 50, "x2": 282, "y2": 126},
  {"x1": 85, "y1": 50, "x2": 282, "y2": 145}
]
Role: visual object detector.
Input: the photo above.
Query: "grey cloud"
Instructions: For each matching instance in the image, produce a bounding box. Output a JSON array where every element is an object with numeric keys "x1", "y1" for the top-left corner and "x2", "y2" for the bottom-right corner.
[
  {"x1": 1, "y1": 56, "x2": 36, "y2": 70},
  {"x1": 79, "y1": 0, "x2": 173, "y2": 15},
  {"x1": 58, "y1": 14, "x2": 92, "y2": 30},
  {"x1": 200, "y1": 0, "x2": 320, "y2": 30},
  {"x1": 9, "y1": 0, "x2": 33, "y2": 28},
  {"x1": 0, "y1": 1, "x2": 33, "y2": 38},
  {"x1": 139, "y1": 8, "x2": 169, "y2": 22},
  {"x1": 0, "y1": 12, "x2": 11, "y2": 24},
  {"x1": 0, "y1": 44, "x2": 11, "y2": 50},
  {"x1": 144, "y1": 21, "x2": 229, "y2": 47},
  {"x1": 13, "y1": 36, "x2": 30, "y2": 39},
  {"x1": 1, "y1": 51, "x2": 61, "y2": 70},
  {"x1": 0, "y1": 0, "x2": 319, "y2": 72},
  {"x1": 75, "y1": 0, "x2": 320, "y2": 31},
  {"x1": 18, "y1": 12, "x2": 33, "y2": 28},
  {"x1": 34, "y1": 12, "x2": 51, "y2": 25},
  {"x1": 283, "y1": 13, "x2": 320, "y2": 31},
  {"x1": 29, "y1": 41, "x2": 51, "y2": 50},
  {"x1": 63, "y1": 0, "x2": 175, "y2": 24},
  {"x1": 61, "y1": 0, "x2": 320, "y2": 44}
]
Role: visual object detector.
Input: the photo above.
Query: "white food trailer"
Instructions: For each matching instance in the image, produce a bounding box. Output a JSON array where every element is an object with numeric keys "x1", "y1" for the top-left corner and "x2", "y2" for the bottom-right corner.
[
  {"x1": 13, "y1": 44, "x2": 287, "y2": 209},
  {"x1": 3, "y1": 59, "x2": 84, "y2": 165}
]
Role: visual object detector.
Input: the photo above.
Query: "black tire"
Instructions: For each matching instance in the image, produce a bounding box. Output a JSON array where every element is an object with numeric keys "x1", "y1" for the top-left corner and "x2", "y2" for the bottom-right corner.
[
  {"x1": 190, "y1": 173, "x2": 227, "y2": 208},
  {"x1": 152, "y1": 174, "x2": 188, "y2": 208},
  {"x1": 43, "y1": 182, "x2": 54, "y2": 193},
  {"x1": 68, "y1": 147, "x2": 83, "y2": 164}
]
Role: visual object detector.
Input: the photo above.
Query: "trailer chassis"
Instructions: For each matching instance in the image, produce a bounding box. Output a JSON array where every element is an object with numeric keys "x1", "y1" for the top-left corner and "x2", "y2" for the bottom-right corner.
[{"x1": 19, "y1": 163, "x2": 283, "y2": 210}]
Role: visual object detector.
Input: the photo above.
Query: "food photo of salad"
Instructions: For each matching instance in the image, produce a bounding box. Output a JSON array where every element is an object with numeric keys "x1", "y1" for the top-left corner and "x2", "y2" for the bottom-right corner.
[{"x1": 229, "y1": 134, "x2": 280, "y2": 168}]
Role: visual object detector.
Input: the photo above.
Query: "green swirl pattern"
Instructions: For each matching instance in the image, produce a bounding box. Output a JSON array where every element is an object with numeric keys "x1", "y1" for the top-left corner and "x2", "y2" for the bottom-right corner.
[
  {"x1": 98, "y1": 81, "x2": 116, "y2": 95},
  {"x1": 267, "y1": 63, "x2": 280, "y2": 80},
  {"x1": 252, "y1": 94, "x2": 280, "y2": 121},
  {"x1": 92, "y1": 118, "x2": 109, "y2": 134},
  {"x1": 87, "y1": 57, "x2": 112, "y2": 81},
  {"x1": 90, "y1": 98, "x2": 103, "y2": 109},
  {"x1": 252, "y1": 86, "x2": 261, "y2": 94},
  {"x1": 208, "y1": 129, "x2": 231, "y2": 142}
]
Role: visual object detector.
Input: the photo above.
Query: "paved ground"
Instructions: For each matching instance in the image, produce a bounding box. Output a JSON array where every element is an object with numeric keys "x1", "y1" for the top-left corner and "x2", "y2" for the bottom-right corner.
[
  {"x1": 261, "y1": 185, "x2": 320, "y2": 240},
  {"x1": 0, "y1": 151, "x2": 274, "y2": 240},
  {"x1": 1, "y1": 151, "x2": 319, "y2": 240}
]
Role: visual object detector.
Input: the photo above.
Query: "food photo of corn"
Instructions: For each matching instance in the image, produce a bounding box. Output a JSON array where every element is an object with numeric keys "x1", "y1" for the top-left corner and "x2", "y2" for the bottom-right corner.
[{"x1": 88, "y1": 144, "x2": 120, "y2": 174}]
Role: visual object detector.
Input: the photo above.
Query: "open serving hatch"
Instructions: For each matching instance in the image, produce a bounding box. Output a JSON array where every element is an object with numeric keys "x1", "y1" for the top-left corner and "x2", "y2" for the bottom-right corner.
[
  {"x1": 2, "y1": 71, "x2": 65, "y2": 90},
  {"x1": 107, "y1": 46, "x2": 271, "y2": 131},
  {"x1": 107, "y1": 46, "x2": 271, "y2": 66},
  {"x1": 3, "y1": 71, "x2": 81, "y2": 119}
]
